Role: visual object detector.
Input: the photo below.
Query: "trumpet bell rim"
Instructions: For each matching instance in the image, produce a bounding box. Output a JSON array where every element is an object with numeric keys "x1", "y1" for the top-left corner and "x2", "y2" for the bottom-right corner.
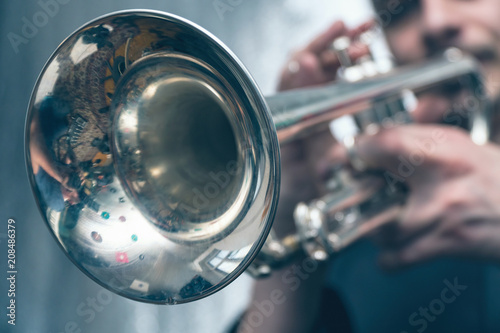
[{"x1": 25, "y1": 9, "x2": 280, "y2": 304}]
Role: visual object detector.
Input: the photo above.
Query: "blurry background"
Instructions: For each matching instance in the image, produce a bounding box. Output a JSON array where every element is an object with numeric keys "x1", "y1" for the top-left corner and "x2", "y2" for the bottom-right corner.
[{"x1": 2, "y1": 0, "x2": 500, "y2": 332}]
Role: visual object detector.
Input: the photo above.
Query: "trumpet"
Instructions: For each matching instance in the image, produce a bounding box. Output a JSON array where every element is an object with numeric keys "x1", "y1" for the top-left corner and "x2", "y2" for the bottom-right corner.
[{"x1": 26, "y1": 10, "x2": 490, "y2": 304}]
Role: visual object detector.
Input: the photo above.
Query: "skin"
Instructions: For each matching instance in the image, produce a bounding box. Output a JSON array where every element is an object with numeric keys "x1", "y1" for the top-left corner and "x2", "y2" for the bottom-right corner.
[
  {"x1": 355, "y1": 124, "x2": 500, "y2": 268},
  {"x1": 239, "y1": 22, "x2": 371, "y2": 333},
  {"x1": 383, "y1": 0, "x2": 500, "y2": 98},
  {"x1": 362, "y1": 0, "x2": 500, "y2": 268},
  {"x1": 240, "y1": 1, "x2": 500, "y2": 331}
]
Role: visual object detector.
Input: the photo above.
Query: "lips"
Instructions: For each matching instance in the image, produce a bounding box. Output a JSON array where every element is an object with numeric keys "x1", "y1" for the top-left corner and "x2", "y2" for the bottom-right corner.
[
  {"x1": 452, "y1": 42, "x2": 499, "y2": 63},
  {"x1": 471, "y1": 47, "x2": 498, "y2": 63},
  {"x1": 424, "y1": 37, "x2": 498, "y2": 64}
]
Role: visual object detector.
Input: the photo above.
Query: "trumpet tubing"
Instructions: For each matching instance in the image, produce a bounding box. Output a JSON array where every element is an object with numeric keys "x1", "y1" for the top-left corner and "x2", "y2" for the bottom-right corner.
[{"x1": 26, "y1": 10, "x2": 490, "y2": 304}]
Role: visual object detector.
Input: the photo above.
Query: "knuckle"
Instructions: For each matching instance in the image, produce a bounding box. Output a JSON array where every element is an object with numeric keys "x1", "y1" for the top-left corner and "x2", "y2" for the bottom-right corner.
[
  {"x1": 371, "y1": 128, "x2": 406, "y2": 155},
  {"x1": 443, "y1": 184, "x2": 470, "y2": 211},
  {"x1": 439, "y1": 188, "x2": 474, "y2": 243},
  {"x1": 442, "y1": 222, "x2": 473, "y2": 245},
  {"x1": 296, "y1": 52, "x2": 319, "y2": 72}
]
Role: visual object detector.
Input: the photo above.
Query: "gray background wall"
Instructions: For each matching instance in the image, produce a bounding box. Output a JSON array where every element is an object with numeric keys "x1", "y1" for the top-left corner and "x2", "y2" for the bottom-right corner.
[{"x1": 0, "y1": 1, "x2": 358, "y2": 332}]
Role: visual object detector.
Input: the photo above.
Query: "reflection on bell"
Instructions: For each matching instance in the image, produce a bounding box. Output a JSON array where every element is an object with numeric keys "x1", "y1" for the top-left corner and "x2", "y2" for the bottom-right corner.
[
  {"x1": 26, "y1": 10, "x2": 489, "y2": 304},
  {"x1": 111, "y1": 52, "x2": 252, "y2": 242},
  {"x1": 27, "y1": 10, "x2": 279, "y2": 304}
]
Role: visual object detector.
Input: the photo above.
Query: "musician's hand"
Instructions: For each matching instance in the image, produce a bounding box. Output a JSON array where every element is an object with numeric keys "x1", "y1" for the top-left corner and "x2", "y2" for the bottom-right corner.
[
  {"x1": 277, "y1": 20, "x2": 372, "y2": 91},
  {"x1": 274, "y1": 20, "x2": 374, "y2": 234},
  {"x1": 353, "y1": 124, "x2": 500, "y2": 269},
  {"x1": 239, "y1": 21, "x2": 374, "y2": 333}
]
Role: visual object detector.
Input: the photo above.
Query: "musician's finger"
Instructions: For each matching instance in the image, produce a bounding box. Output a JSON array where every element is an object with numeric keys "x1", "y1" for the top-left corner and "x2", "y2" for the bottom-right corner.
[
  {"x1": 410, "y1": 93, "x2": 453, "y2": 124},
  {"x1": 316, "y1": 143, "x2": 349, "y2": 181},
  {"x1": 378, "y1": 231, "x2": 453, "y2": 270},
  {"x1": 352, "y1": 125, "x2": 436, "y2": 175},
  {"x1": 306, "y1": 21, "x2": 347, "y2": 54},
  {"x1": 373, "y1": 195, "x2": 442, "y2": 248},
  {"x1": 347, "y1": 19, "x2": 376, "y2": 39},
  {"x1": 319, "y1": 42, "x2": 370, "y2": 70},
  {"x1": 278, "y1": 52, "x2": 327, "y2": 90}
]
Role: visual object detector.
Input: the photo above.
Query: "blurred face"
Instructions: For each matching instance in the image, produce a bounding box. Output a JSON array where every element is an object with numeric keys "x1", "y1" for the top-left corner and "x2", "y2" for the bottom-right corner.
[{"x1": 380, "y1": 0, "x2": 500, "y2": 98}]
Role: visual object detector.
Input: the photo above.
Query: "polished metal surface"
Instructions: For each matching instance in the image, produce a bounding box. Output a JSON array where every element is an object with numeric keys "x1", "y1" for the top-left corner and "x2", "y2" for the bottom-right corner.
[
  {"x1": 268, "y1": 51, "x2": 488, "y2": 144},
  {"x1": 26, "y1": 10, "x2": 279, "y2": 304},
  {"x1": 288, "y1": 49, "x2": 490, "y2": 261},
  {"x1": 26, "y1": 9, "x2": 490, "y2": 303}
]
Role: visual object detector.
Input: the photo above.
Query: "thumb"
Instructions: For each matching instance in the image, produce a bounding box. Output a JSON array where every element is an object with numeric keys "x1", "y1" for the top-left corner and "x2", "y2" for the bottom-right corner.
[{"x1": 354, "y1": 127, "x2": 410, "y2": 174}]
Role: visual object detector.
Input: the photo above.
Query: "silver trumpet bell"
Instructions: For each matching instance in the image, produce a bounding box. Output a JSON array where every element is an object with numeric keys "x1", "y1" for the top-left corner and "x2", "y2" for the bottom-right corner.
[{"x1": 26, "y1": 10, "x2": 490, "y2": 304}]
